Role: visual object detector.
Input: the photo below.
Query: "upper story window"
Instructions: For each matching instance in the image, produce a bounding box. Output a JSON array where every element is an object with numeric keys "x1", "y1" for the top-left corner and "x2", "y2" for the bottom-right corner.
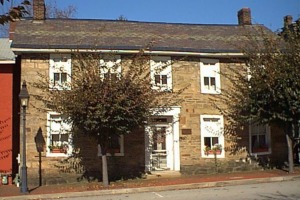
[
  {"x1": 99, "y1": 55, "x2": 121, "y2": 81},
  {"x1": 200, "y1": 115, "x2": 224, "y2": 158},
  {"x1": 150, "y1": 56, "x2": 172, "y2": 91},
  {"x1": 49, "y1": 54, "x2": 72, "y2": 90},
  {"x1": 46, "y1": 112, "x2": 72, "y2": 157},
  {"x1": 249, "y1": 123, "x2": 271, "y2": 155},
  {"x1": 200, "y1": 59, "x2": 221, "y2": 94}
]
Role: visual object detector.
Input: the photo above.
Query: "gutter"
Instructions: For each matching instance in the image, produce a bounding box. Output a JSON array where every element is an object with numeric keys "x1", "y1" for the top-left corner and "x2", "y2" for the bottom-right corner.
[
  {"x1": 11, "y1": 48, "x2": 245, "y2": 58},
  {"x1": 0, "y1": 60, "x2": 15, "y2": 64}
]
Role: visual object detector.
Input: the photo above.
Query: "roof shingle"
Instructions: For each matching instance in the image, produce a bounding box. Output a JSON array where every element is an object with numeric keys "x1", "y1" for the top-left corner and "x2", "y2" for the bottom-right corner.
[{"x1": 11, "y1": 19, "x2": 272, "y2": 53}]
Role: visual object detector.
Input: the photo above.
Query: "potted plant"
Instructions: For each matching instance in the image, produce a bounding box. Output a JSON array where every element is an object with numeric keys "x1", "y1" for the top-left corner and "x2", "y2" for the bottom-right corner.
[
  {"x1": 48, "y1": 141, "x2": 68, "y2": 154},
  {"x1": 204, "y1": 144, "x2": 222, "y2": 155}
]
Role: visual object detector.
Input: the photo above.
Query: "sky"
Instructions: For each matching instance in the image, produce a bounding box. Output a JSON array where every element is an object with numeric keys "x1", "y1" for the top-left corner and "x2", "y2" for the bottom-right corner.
[{"x1": 51, "y1": 0, "x2": 300, "y2": 32}]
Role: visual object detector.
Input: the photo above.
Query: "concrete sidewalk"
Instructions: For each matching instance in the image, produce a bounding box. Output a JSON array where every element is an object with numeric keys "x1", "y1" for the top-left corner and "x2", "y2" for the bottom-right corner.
[{"x1": 1, "y1": 169, "x2": 300, "y2": 200}]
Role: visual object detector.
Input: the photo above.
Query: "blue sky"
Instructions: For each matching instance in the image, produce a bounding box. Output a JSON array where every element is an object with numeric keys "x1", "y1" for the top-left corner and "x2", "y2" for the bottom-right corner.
[{"x1": 53, "y1": 0, "x2": 300, "y2": 32}]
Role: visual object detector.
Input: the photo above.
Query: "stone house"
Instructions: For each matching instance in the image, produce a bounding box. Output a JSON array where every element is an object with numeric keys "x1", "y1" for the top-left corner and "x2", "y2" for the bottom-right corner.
[{"x1": 10, "y1": 0, "x2": 288, "y2": 184}]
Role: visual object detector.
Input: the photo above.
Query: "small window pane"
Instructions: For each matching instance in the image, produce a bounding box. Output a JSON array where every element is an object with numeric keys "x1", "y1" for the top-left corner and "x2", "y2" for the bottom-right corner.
[
  {"x1": 161, "y1": 75, "x2": 168, "y2": 85},
  {"x1": 211, "y1": 77, "x2": 216, "y2": 87},
  {"x1": 110, "y1": 73, "x2": 118, "y2": 82},
  {"x1": 109, "y1": 135, "x2": 120, "y2": 153},
  {"x1": 212, "y1": 137, "x2": 219, "y2": 145},
  {"x1": 104, "y1": 73, "x2": 109, "y2": 80},
  {"x1": 51, "y1": 134, "x2": 59, "y2": 143},
  {"x1": 61, "y1": 134, "x2": 69, "y2": 142},
  {"x1": 54, "y1": 73, "x2": 60, "y2": 81},
  {"x1": 204, "y1": 137, "x2": 211, "y2": 147},
  {"x1": 155, "y1": 75, "x2": 160, "y2": 84},
  {"x1": 61, "y1": 73, "x2": 67, "y2": 83},
  {"x1": 204, "y1": 77, "x2": 209, "y2": 86}
]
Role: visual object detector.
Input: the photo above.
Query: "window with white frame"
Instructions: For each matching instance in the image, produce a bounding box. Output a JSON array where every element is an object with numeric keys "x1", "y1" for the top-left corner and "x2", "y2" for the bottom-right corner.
[
  {"x1": 97, "y1": 135, "x2": 124, "y2": 156},
  {"x1": 250, "y1": 123, "x2": 271, "y2": 154},
  {"x1": 200, "y1": 59, "x2": 221, "y2": 94},
  {"x1": 150, "y1": 56, "x2": 172, "y2": 91},
  {"x1": 47, "y1": 112, "x2": 72, "y2": 157},
  {"x1": 49, "y1": 54, "x2": 72, "y2": 90},
  {"x1": 99, "y1": 55, "x2": 121, "y2": 81},
  {"x1": 200, "y1": 115, "x2": 224, "y2": 158}
]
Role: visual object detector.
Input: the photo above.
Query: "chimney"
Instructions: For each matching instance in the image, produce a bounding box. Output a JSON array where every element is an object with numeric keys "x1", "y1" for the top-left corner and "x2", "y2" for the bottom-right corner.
[
  {"x1": 33, "y1": 0, "x2": 45, "y2": 20},
  {"x1": 238, "y1": 8, "x2": 252, "y2": 25},
  {"x1": 284, "y1": 15, "x2": 293, "y2": 28},
  {"x1": 9, "y1": 21, "x2": 16, "y2": 40}
]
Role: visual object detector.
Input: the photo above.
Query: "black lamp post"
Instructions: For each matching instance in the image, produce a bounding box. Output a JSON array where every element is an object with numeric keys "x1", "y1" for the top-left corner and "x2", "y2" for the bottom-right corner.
[{"x1": 19, "y1": 80, "x2": 29, "y2": 194}]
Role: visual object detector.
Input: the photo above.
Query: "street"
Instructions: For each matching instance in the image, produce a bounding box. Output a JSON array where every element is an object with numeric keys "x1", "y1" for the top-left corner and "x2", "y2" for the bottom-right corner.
[{"x1": 61, "y1": 179, "x2": 300, "y2": 200}]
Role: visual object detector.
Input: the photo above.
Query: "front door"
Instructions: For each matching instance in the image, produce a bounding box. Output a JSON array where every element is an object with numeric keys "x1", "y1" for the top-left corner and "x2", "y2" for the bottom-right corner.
[
  {"x1": 145, "y1": 107, "x2": 181, "y2": 172},
  {"x1": 151, "y1": 126, "x2": 169, "y2": 170},
  {"x1": 145, "y1": 116, "x2": 174, "y2": 172}
]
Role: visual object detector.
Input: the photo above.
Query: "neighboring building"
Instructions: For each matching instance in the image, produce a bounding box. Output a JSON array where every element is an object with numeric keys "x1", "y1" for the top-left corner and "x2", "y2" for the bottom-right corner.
[
  {"x1": 10, "y1": 0, "x2": 287, "y2": 184},
  {"x1": 0, "y1": 38, "x2": 20, "y2": 184}
]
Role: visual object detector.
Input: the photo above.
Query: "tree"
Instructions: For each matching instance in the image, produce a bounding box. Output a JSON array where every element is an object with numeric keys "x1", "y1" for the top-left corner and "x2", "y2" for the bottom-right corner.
[
  {"x1": 217, "y1": 23, "x2": 300, "y2": 173},
  {"x1": 0, "y1": 0, "x2": 30, "y2": 25},
  {"x1": 33, "y1": 50, "x2": 183, "y2": 186}
]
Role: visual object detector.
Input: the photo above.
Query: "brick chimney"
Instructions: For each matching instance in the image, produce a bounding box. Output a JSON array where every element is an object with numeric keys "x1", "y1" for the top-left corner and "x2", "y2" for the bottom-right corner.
[
  {"x1": 284, "y1": 15, "x2": 293, "y2": 28},
  {"x1": 238, "y1": 8, "x2": 252, "y2": 25},
  {"x1": 9, "y1": 21, "x2": 16, "y2": 40},
  {"x1": 33, "y1": 0, "x2": 45, "y2": 20}
]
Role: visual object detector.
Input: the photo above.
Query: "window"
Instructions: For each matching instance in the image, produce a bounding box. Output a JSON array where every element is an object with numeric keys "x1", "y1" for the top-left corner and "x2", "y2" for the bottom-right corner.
[
  {"x1": 47, "y1": 112, "x2": 72, "y2": 157},
  {"x1": 200, "y1": 115, "x2": 224, "y2": 158},
  {"x1": 150, "y1": 56, "x2": 172, "y2": 91},
  {"x1": 49, "y1": 54, "x2": 72, "y2": 90},
  {"x1": 249, "y1": 123, "x2": 271, "y2": 154},
  {"x1": 97, "y1": 135, "x2": 124, "y2": 156},
  {"x1": 99, "y1": 55, "x2": 121, "y2": 80},
  {"x1": 200, "y1": 59, "x2": 221, "y2": 94}
]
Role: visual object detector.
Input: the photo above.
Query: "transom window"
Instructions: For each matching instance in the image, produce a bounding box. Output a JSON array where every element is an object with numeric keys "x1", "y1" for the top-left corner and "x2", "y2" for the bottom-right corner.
[
  {"x1": 200, "y1": 59, "x2": 221, "y2": 94},
  {"x1": 250, "y1": 123, "x2": 271, "y2": 154},
  {"x1": 49, "y1": 54, "x2": 71, "y2": 90},
  {"x1": 150, "y1": 56, "x2": 172, "y2": 91}
]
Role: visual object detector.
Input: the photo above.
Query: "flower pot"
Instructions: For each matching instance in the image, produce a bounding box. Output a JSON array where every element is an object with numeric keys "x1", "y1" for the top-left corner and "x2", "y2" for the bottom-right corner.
[
  {"x1": 51, "y1": 148, "x2": 62, "y2": 153},
  {"x1": 206, "y1": 150, "x2": 222, "y2": 155}
]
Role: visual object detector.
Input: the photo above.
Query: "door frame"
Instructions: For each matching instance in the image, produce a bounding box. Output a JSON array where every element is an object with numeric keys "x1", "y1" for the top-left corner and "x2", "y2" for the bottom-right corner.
[{"x1": 145, "y1": 107, "x2": 181, "y2": 172}]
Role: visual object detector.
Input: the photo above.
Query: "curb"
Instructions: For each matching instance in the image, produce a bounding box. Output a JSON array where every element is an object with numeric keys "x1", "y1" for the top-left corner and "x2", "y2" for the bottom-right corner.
[{"x1": 2, "y1": 175, "x2": 300, "y2": 200}]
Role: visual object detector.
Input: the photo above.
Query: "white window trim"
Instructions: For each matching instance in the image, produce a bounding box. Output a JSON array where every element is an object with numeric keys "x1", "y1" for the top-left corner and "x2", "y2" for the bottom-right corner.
[
  {"x1": 97, "y1": 135, "x2": 124, "y2": 157},
  {"x1": 49, "y1": 54, "x2": 72, "y2": 90},
  {"x1": 46, "y1": 111, "x2": 72, "y2": 157},
  {"x1": 249, "y1": 123, "x2": 271, "y2": 155},
  {"x1": 150, "y1": 56, "x2": 172, "y2": 91},
  {"x1": 99, "y1": 55, "x2": 122, "y2": 79},
  {"x1": 200, "y1": 58, "x2": 221, "y2": 94},
  {"x1": 200, "y1": 115, "x2": 225, "y2": 158}
]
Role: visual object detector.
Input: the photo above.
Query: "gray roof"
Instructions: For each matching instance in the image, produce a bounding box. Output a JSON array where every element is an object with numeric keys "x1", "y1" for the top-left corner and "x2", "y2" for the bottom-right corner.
[
  {"x1": 11, "y1": 18, "x2": 273, "y2": 54},
  {"x1": 0, "y1": 38, "x2": 15, "y2": 61}
]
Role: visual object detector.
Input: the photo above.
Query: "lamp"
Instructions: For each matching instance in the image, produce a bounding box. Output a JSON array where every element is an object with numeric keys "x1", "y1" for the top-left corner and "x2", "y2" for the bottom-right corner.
[
  {"x1": 19, "y1": 81, "x2": 29, "y2": 107},
  {"x1": 19, "y1": 80, "x2": 29, "y2": 194}
]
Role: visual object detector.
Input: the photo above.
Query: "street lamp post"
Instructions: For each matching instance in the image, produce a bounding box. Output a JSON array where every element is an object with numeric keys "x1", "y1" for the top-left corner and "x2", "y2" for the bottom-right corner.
[{"x1": 19, "y1": 81, "x2": 29, "y2": 194}]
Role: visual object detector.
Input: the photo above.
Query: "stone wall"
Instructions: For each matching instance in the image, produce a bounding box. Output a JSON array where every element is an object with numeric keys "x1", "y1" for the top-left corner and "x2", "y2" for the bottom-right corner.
[
  {"x1": 20, "y1": 53, "x2": 288, "y2": 184},
  {"x1": 20, "y1": 53, "x2": 145, "y2": 185}
]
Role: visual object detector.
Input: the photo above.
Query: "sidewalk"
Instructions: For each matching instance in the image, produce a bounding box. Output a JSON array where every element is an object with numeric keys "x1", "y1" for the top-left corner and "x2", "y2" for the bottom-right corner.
[{"x1": 1, "y1": 168, "x2": 300, "y2": 200}]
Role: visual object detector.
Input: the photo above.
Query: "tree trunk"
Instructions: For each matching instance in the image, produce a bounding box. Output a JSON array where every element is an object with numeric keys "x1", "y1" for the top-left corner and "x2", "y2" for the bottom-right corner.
[
  {"x1": 98, "y1": 143, "x2": 109, "y2": 187},
  {"x1": 102, "y1": 154, "x2": 109, "y2": 187},
  {"x1": 286, "y1": 133, "x2": 294, "y2": 173}
]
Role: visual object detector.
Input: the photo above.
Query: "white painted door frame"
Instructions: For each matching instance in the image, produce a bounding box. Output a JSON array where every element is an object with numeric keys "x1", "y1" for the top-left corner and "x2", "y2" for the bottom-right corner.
[{"x1": 145, "y1": 107, "x2": 180, "y2": 172}]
